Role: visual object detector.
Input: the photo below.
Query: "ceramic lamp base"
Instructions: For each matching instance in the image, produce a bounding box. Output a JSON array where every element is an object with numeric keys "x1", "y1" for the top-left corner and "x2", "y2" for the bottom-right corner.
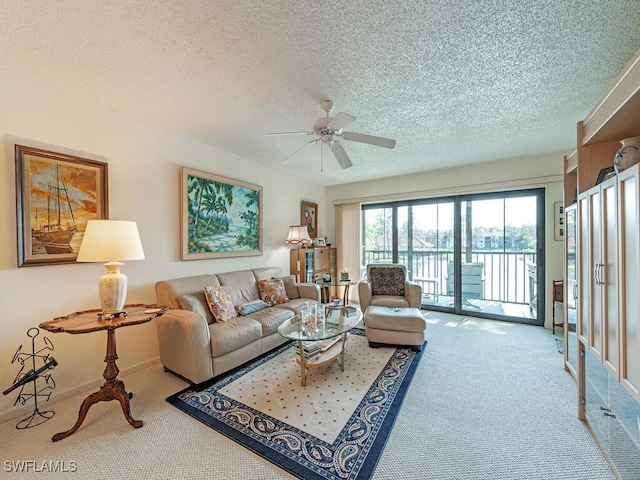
[{"x1": 99, "y1": 262, "x2": 128, "y2": 314}]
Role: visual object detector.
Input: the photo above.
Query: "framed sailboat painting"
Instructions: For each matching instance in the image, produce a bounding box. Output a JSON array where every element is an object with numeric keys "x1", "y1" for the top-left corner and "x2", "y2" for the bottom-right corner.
[{"x1": 15, "y1": 145, "x2": 108, "y2": 267}]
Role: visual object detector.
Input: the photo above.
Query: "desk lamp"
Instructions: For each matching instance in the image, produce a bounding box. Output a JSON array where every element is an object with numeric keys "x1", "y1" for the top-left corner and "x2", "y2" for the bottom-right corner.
[{"x1": 76, "y1": 220, "x2": 145, "y2": 318}]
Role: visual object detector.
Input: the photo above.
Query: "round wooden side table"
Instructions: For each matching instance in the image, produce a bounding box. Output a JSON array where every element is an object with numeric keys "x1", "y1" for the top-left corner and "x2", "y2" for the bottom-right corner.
[{"x1": 39, "y1": 304, "x2": 167, "y2": 442}]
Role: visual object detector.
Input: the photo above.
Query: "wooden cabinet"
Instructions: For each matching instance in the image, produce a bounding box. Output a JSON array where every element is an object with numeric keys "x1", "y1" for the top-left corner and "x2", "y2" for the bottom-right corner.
[
  {"x1": 290, "y1": 246, "x2": 337, "y2": 285},
  {"x1": 313, "y1": 247, "x2": 330, "y2": 273}
]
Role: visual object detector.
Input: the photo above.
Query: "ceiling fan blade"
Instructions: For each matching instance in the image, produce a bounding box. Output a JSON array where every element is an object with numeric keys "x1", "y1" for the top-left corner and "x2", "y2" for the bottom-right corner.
[
  {"x1": 327, "y1": 112, "x2": 355, "y2": 132},
  {"x1": 283, "y1": 139, "x2": 318, "y2": 164},
  {"x1": 265, "y1": 131, "x2": 314, "y2": 136},
  {"x1": 342, "y1": 131, "x2": 396, "y2": 149},
  {"x1": 329, "y1": 140, "x2": 353, "y2": 169}
]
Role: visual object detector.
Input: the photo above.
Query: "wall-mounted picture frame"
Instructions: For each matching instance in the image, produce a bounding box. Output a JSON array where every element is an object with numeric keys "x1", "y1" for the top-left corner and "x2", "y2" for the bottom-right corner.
[
  {"x1": 301, "y1": 200, "x2": 318, "y2": 239},
  {"x1": 182, "y1": 167, "x2": 263, "y2": 260},
  {"x1": 15, "y1": 145, "x2": 109, "y2": 267},
  {"x1": 554, "y1": 201, "x2": 564, "y2": 241}
]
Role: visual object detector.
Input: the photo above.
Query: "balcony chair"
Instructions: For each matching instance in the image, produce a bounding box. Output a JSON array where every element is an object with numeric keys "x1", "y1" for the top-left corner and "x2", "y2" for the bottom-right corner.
[
  {"x1": 445, "y1": 261, "x2": 484, "y2": 309},
  {"x1": 358, "y1": 264, "x2": 426, "y2": 351}
]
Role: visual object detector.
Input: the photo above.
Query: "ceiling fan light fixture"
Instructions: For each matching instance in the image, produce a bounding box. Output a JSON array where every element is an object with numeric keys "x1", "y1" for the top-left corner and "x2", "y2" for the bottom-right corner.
[
  {"x1": 321, "y1": 134, "x2": 333, "y2": 146},
  {"x1": 269, "y1": 100, "x2": 395, "y2": 170}
]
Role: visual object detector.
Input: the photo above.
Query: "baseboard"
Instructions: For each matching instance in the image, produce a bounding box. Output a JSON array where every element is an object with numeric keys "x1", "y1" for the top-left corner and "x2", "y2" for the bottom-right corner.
[{"x1": 0, "y1": 357, "x2": 161, "y2": 424}]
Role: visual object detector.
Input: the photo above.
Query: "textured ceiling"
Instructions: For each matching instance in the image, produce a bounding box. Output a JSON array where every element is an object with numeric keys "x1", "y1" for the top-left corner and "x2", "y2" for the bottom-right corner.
[{"x1": 1, "y1": 1, "x2": 640, "y2": 186}]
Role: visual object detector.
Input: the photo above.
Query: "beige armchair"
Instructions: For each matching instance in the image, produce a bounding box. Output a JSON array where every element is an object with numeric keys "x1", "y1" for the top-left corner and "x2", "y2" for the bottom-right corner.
[{"x1": 358, "y1": 264, "x2": 422, "y2": 312}]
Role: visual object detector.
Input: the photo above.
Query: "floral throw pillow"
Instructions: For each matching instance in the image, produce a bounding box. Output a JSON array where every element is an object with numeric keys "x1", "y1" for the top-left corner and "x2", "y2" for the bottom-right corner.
[
  {"x1": 257, "y1": 278, "x2": 289, "y2": 306},
  {"x1": 203, "y1": 285, "x2": 238, "y2": 322}
]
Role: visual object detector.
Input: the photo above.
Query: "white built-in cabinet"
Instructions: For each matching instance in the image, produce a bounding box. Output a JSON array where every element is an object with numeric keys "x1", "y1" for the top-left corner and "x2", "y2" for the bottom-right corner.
[
  {"x1": 578, "y1": 177, "x2": 619, "y2": 378},
  {"x1": 564, "y1": 47, "x2": 640, "y2": 478},
  {"x1": 601, "y1": 180, "x2": 619, "y2": 378},
  {"x1": 576, "y1": 193, "x2": 590, "y2": 347},
  {"x1": 617, "y1": 166, "x2": 640, "y2": 399}
]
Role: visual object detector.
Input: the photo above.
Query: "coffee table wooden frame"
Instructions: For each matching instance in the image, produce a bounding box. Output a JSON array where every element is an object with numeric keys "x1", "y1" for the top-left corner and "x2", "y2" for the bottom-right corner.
[{"x1": 278, "y1": 307, "x2": 362, "y2": 386}]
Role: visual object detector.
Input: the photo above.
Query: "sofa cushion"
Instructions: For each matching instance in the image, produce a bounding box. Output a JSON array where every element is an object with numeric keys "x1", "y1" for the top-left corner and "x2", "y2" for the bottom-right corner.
[
  {"x1": 178, "y1": 292, "x2": 215, "y2": 324},
  {"x1": 216, "y1": 269, "x2": 261, "y2": 306},
  {"x1": 204, "y1": 285, "x2": 238, "y2": 322},
  {"x1": 236, "y1": 299, "x2": 268, "y2": 315},
  {"x1": 245, "y1": 307, "x2": 294, "y2": 335},
  {"x1": 156, "y1": 274, "x2": 220, "y2": 309},
  {"x1": 279, "y1": 275, "x2": 300, "y2": 300},
  {"x1": 257, "y1": 278, "x2": 289, "y2": 306},
  {"x1": 371, "y1": 295, "x2": 410, "y2": 308},
  {"x1": 277, "y1": 297, "x2": 312, "y2": 314},
  {"x1": 251, "y1": 266, "x2": 285, "y2": 281},
  {"x1": 209, "y1": 316, "x2": 263, "y2": 357}
]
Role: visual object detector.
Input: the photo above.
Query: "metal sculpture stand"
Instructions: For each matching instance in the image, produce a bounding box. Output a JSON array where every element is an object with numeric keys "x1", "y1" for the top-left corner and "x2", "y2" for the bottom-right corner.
[{"x1": 2, "y1": 327, "x2": 57, "y2": 429}]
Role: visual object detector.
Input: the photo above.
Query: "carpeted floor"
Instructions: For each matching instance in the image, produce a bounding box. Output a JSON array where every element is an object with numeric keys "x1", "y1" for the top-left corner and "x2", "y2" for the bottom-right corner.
[{"x1": 0, "y1": 312, "x2": 616, "y2": 479}]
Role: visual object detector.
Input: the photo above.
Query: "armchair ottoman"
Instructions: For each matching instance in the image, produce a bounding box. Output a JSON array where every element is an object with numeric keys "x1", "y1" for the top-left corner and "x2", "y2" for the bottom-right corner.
[{"x1": 364, "y1": 306, "x2": 426, "y2": 351}]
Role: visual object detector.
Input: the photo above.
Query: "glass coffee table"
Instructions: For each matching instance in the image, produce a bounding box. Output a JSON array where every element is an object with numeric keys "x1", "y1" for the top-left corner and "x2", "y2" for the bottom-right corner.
[{"x1": 278, "y1": 307, "x2": 362, "y2": 386}]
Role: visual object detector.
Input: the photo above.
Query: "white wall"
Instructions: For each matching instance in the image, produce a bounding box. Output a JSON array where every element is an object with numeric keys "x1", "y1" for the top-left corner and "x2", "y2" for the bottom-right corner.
[
  {"x1": 326, "y1": 153, "x2": 567, "y2": 327},
  {"x1": 0, "y1": 70, "x2": 325, "y2": 419}
]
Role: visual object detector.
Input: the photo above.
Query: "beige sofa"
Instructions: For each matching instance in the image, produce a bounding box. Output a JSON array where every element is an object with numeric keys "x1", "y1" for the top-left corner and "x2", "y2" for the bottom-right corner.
[{"x1": 155, "y1": 266, "x2": 320, "y2": 385}]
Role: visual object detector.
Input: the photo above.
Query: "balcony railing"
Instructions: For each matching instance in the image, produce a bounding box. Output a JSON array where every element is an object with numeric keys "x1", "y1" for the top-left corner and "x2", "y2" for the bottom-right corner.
[{"x1": 363, "y1": 249, "x2": 536, "y2": 305}]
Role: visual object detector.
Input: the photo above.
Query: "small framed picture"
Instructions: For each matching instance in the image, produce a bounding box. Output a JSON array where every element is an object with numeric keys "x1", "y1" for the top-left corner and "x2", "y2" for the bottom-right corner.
[
  {"x1": 554, "y1": 202, "x2": 564, "y2": 241},
  {"x1": 301, "y1": 200, "x2": 318, "y2": 239},
  {"x1": 316, "y1": 237, "x2": 326, "y2": 246}
]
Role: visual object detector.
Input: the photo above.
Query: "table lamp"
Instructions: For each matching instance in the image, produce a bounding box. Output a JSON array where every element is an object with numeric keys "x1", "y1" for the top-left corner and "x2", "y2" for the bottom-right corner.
[
  {"x1": 76, "y1": 220, "x2": 145, "y2": 318},
  {"x1": 285, "y1": 225, "x2": 312, "y2": 282}
]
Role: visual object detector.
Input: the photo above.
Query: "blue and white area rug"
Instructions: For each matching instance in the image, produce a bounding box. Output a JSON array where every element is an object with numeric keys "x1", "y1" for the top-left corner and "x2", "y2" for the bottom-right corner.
[{"x1": 166, "y1": 328, "x2": 425, "y2": 480}]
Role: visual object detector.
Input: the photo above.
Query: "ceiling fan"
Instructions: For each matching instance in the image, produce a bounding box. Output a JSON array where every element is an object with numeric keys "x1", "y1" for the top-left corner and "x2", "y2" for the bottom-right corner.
[{"x1": 265, "y1": 100, "x2": 396, "y2": 169}]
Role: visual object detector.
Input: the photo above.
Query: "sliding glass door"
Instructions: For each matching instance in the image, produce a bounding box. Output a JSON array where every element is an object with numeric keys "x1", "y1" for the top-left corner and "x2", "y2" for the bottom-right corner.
[
  {"x1": 362, "y1": 189, "x2": 544, "y2": 325},
  {"x1": 459, "y1": 193, "x2": 541, "y2": 320}
]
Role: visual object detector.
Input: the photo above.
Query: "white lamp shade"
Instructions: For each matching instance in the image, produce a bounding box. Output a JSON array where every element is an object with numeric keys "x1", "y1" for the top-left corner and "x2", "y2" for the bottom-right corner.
[
  {"x1": 285, "y1": 225, "x2": 312, "y2": 246},
  {"x1": 77, "y1": 220, "x2": 145, "y2": 262}
]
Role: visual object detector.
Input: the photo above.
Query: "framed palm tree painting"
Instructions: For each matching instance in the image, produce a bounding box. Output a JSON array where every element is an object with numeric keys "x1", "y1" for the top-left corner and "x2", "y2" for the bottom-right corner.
[{"x1": 181, "y1": 167, "x2": 263, "y2": 260}]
